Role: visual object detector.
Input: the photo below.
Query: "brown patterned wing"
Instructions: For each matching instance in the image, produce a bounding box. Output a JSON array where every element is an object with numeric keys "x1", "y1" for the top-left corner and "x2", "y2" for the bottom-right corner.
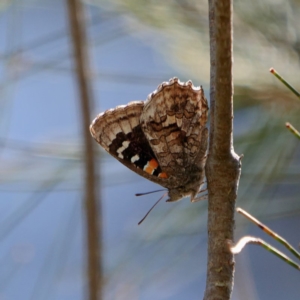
[
  {"x1": 90, "y1": 101, "x2": 171, "y2": 187},
  {"x1": 140, "y1": 78, "x2": 208, "y2": 180},
  {"x1": 139, "y1": 78, "x2": 209, "y2": 201}
]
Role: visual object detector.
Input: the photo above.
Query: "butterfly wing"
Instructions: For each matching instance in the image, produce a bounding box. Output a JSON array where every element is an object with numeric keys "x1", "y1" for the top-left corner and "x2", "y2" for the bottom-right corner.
[
  {"x1": 90, "y1": 101, "x2": 170, "y2": 187},
  {"x1": 140, "y1": 78, "x2": 208, "y2": 182},
  {"x1": 90, "y1": 78, "x2": 209, "y2": 202}
]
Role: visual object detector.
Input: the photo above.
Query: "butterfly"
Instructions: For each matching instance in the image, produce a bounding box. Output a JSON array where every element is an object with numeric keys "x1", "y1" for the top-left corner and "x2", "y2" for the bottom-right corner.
[{"x1": 90, "y1": 77, "x2": 208, "y2": 202}]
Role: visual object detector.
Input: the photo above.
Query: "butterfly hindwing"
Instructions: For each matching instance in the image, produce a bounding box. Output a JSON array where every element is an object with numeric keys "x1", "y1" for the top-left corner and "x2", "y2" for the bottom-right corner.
[{"x1": 141, "y1": 79, "x2": 208, "y2": 178}]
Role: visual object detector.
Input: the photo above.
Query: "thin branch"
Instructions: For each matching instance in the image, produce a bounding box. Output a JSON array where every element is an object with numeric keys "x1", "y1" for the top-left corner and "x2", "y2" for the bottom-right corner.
[
  {"x1": 210, "y1": 0, "x2": 234, "y2": 155},
  {"x1": 286, "y1": 122, "x2": 300, "y2": 139},
  {"x1": 67, "y1": 1, "x2": 102, "y2": 300},
  {"x1": 231, "y1": 208, "x2": 300, "y2": 271},
  {"x1": 230, "y1": 236, "x2": 300, "y2": 271},
  {"x1": 270, "y1": 68, "x2": 300, "y2": 99},
  {"x1": 236, "y1": 207, "x2": 300, "y2": 261},
  {"x1": 204, "y1": 0, "x2": 241, "y2": 299}
]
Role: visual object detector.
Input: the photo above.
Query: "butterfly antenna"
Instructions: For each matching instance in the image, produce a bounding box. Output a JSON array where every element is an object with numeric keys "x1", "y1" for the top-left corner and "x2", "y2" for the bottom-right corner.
[
  {"x1": 138, "y1": 192, "x2": 168, "y2": 225},
  {"x1": 135, "y1": 189, "x2": 166, "y2": 196}
]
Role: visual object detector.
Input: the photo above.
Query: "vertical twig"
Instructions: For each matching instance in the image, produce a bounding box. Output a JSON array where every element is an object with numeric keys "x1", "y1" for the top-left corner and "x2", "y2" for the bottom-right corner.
[
  {"x1": 204, "y1": 0, "x2": 241, "y2": 299},
  {"x1": 67, "y1": 1, "x2": 102, "y2": 299}
]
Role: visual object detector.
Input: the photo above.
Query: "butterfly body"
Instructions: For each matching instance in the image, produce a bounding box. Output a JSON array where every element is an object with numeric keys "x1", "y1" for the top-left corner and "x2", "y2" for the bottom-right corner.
[{"x1": 90, "y1": 78, "x2": 208, "y2": 202}]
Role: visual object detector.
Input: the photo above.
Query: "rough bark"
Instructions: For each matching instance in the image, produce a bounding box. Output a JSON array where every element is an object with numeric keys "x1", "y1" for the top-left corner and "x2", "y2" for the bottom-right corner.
[
  {"x1": 67, "y1": 1, "x2": 102, "y2": 299},
  {"x1": 204, "y1": 0, "x2": 241, "y2": 299}
]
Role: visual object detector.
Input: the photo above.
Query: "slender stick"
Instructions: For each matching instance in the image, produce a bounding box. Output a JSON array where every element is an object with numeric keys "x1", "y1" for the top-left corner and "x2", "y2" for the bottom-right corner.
[
  {"x1": 67, "y1": 1, "x2": 102, "y2": 299},
  {"x1": 286, "y1": 122, "x2": 300, "y2": 139},
  {"x1": 204, "y1": 0, "x2": 241, "y2": 299},
  {"x1": 270, "y1": 68, "x2": 300, "y2": 98},
  {"x1": 237, "y1": 208, "x2": 300, "y2": 260},
  {"x1": 231, "y1": 236, "x2": 300, "y2": 271}
]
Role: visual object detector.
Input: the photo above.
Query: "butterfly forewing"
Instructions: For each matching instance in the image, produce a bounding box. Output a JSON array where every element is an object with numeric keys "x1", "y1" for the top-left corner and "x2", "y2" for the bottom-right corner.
[{"x1": 90, "y1": 101, "x2": 168, "y2": 184}]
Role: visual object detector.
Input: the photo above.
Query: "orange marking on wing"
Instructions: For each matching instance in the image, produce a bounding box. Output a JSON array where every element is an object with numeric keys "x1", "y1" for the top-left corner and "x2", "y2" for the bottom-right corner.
[
  {"x1": 144, "y1": 159, "x2": 158, "y2": 174},
  {"x1": 158, "y1": 172, "x2": 168, "y2": 178},
  {"x1": 144, "y1": 159, "x2": 168, "y2": 178}
]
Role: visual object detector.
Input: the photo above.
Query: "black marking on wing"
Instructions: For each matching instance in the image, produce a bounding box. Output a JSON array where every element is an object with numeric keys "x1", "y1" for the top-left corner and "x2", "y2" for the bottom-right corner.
[{"x1": 108, "y1": 125, "x2": 163, "y2": 175}]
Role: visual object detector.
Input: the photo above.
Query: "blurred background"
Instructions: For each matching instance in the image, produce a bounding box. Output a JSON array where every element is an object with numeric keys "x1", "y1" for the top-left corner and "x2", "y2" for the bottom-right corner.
[{"x1": 1, "y1": 0, "x2": 300, "y2": 299}]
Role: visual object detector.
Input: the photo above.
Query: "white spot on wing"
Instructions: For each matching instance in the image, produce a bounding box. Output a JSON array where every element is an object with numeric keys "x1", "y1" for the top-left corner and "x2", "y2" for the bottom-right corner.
[
  {"x1": 131, "y1": 154, "x2": 139, "y2": 163},
  {"x1": 117, "y1": 141, "x2": 130, "y2": 159}
]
